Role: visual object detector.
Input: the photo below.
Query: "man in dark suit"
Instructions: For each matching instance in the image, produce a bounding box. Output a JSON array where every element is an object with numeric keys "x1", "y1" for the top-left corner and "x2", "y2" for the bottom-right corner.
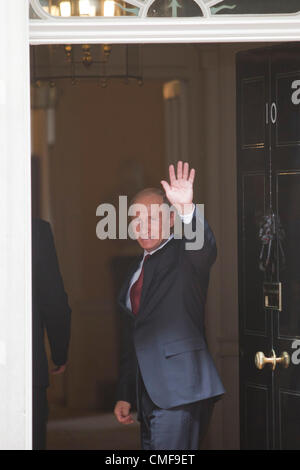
[
  {"x1": 114, "y1": 161, "x2": 225, "y2": 450},
  {"x1": 32, "y1": 218, "x2": 72, "y2": 450}
]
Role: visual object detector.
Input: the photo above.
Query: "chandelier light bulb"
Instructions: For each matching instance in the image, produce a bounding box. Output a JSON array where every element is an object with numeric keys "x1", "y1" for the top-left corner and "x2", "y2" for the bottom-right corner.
[
  {"x1": 104, "y1": 0, "x2": 115, "y2": 17},
  {"x1": 79, "y1": 0, "x2": 91, "y2": 16},
  {"x1": 50, "y1": 5, "x2": 60, "y2": 16},
  {"x1": 89, "y1": 5, "x2": 97, "y2": 16},
  {"x1": 59, "y1": 1, "x2": 71, "y2": 16}
]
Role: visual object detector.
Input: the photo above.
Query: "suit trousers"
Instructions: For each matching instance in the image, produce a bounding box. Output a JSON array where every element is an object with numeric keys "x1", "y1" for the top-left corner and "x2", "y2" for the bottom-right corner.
[
  {"x1": 33, "y1": 386, "x2": 49, "y2": 450},
  {"x1": 136, "y1": 367, "x2": 215, "y2": 450}
]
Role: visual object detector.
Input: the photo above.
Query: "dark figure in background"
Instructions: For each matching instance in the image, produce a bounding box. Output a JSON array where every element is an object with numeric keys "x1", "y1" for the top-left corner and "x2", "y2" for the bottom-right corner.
[{"x1": 32, "y1": 218, "x2": 72, "y2": 450}]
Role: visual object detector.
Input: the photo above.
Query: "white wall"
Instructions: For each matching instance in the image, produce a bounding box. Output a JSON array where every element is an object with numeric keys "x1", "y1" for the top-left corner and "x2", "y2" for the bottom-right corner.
[{"x1": 0, "y1": 0, "x2": 32, "y2": 450}]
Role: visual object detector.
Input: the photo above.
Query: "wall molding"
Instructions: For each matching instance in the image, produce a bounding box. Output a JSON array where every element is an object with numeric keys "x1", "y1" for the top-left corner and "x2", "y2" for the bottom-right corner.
[{"x1": 29, "y1": 15, "x2": 300, "y2": 45}]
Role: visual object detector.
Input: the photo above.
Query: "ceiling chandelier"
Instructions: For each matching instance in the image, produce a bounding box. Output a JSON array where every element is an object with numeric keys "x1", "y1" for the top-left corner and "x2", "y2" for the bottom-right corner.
[{"x1": 31, "y1": 43, "x2": 143, "y2": 88}]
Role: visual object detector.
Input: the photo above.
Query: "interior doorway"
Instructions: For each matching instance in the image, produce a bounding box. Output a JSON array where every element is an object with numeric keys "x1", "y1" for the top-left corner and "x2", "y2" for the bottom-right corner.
[{"x1": 30, "y1": 41, "x2": 280, "y2": 450}]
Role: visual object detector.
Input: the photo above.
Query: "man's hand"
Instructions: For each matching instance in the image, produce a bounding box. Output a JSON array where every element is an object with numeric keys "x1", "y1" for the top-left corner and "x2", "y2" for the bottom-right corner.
[
  {"x1": 51, "y1": 364, "x2": 67, "y2": 375},
  {"x1": 114, "y1": 400, "x2": 135, "y2": 425},
  {"x1": 160, "y1": 161, "x2": 195, "y2": 216}
]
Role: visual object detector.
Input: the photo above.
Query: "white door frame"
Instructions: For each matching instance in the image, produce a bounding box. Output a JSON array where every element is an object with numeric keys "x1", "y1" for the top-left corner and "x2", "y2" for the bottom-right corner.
[
  {"x1": 29, "y1": 14, "x2": 300, "y2": 45},
  {"x1": 0, "y1": 0, "x2": 32, "y2": 450}
]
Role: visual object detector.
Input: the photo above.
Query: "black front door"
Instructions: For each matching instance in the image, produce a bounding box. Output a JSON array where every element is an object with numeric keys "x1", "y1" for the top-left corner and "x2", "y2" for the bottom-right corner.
[{"x1": 237, "y1": 43, "x2": 300, "y2": 450}]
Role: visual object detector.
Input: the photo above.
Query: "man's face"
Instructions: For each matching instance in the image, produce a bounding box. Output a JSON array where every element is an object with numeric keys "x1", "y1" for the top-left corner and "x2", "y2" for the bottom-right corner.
[{"x1": 130, "y1": 194, "x2": 174, "y2": 252}]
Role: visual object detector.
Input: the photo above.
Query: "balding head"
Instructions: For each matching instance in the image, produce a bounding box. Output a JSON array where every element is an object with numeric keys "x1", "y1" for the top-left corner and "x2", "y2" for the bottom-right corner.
[
  {"x1": 129, "y1": 187, "x2": 174, "y2": 253},
  {"x1": 130, "y1": 187, "x2": 170, "y2": 207}
]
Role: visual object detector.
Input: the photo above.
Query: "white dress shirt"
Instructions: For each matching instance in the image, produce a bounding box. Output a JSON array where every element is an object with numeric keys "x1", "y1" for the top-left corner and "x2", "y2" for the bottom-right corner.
[{"x1": 126, "y1": 204, "x2": 195, "y2": 311}]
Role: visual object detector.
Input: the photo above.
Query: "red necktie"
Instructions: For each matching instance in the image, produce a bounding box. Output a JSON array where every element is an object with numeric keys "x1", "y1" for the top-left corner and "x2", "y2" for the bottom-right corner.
[{"x1": 130, "y1": 254, "x2": 150, "y2": 315}]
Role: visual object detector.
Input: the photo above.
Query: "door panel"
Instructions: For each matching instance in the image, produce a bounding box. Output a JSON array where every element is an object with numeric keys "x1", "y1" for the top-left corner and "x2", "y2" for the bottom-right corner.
[
  {"x1": 276, "y1": 173, "x2": 300, "y2": 339},
  {"x1": 239, "y1": 171, "x2": 273, "y2": 450},
  {"x1": 278, "y1": 390, "x2": 300, "y2": 449},
  {"x1": 241, "y1": 77, "x2": 266, "y2": 149},
  {"x1": 242, "y1": 174, "x2": 266, "y2": 335},
  {"x1": 244, "y1": 384, "x2": 271, "y2": 449},
  {"x1": 237, "y1": 48, "x2": 269, "y2": 173}
]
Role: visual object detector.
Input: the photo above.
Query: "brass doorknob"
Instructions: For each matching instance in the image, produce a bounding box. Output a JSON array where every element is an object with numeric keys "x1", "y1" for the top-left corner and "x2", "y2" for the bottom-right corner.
[{"x1": 255, "y1": 349, "x2": 290, "y2": 371}]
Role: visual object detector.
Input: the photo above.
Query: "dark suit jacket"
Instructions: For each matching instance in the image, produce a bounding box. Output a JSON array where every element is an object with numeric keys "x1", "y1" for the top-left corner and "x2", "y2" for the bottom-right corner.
[
  {"x1": 116, "y1": 206, "x2": 225, "y2": 409},
  {"x1": 32, "y1": 218, "x2": 72, "y2": 388}
]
